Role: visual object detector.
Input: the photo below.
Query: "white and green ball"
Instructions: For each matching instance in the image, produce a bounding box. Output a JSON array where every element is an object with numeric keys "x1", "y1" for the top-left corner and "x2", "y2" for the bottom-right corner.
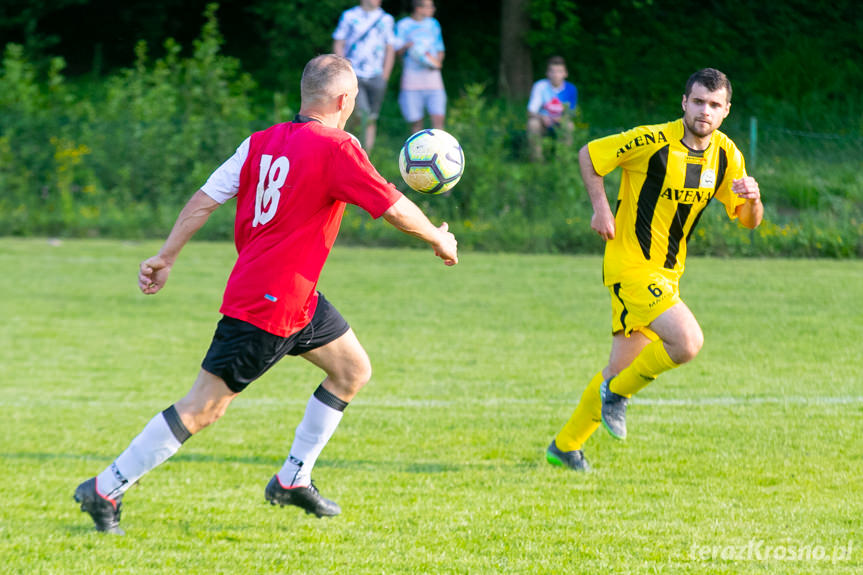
[{"x1": 398, "y1": 129, "x2": 465, "y2": 195}]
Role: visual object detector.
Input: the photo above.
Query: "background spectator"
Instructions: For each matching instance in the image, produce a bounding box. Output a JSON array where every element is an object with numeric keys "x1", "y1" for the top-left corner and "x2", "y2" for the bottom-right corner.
[
  {"x1": 395, "y1": 0, "x2": 446, "y2": 135},
  {"x1": 333, "y1": 0, "x2": 396, "y2": 151},
  {"x1": 527, "y1": 55, "x2": 578, "y2": 161}
]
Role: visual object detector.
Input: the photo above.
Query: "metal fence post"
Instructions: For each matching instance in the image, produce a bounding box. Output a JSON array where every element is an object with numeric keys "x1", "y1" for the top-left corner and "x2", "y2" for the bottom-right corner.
[{"x1": 749, "y1": 116, "x2": 758, "y2": 172}]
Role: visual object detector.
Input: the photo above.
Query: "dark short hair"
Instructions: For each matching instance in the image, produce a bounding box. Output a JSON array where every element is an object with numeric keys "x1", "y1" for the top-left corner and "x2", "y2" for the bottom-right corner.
[
  {"x1": 412, "y1": 0, "x2": 433, "y2": 9},
  {"x1": 685, "y1": 68, "x2": 732, "y2": 101},
  {"x1": 547, "y1": 55, "x2": 567, "y2": 69}
]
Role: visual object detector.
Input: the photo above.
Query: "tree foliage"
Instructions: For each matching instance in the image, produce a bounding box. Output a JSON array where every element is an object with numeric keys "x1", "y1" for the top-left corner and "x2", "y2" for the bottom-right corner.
[
  {"x1": 2, "y1": 0, "x2": 857, "y2": 129},
  {"x1": 0, "y1": 4, "x2": 255, "y2": 236},
  {"x1": 246, "y1": 0, "x2": 356, "y2": 93},
  {"x1": 526, "y1": 0, "x2": 582, "y2": 69},
  {"x1": 0, "y1": 1, "x2": 860, "y2": 255}
]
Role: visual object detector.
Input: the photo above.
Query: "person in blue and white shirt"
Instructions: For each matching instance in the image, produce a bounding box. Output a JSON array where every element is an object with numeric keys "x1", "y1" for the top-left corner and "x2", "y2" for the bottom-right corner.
[
  {"x1": 333, "y1": 0, "x2": 396, "y2": 151},
  {"x1": 527, "y1": 55, "x2": 578, "y2": 161},
  {"x1": 394, "y1": 0, "x2": 446, "y2": 134}
]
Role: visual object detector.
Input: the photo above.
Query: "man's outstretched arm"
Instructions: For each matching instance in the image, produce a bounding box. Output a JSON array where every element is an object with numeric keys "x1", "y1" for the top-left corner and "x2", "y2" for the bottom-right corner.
[
  {"x1": 580, "y1": 144, "x2": 615, "y2": 241},
  {"x1": 383, "y1": 195, "x2": 458, "y2": 266},
  {"x1": 138, "y1": 190, "x2": 221, "y2": 294}
]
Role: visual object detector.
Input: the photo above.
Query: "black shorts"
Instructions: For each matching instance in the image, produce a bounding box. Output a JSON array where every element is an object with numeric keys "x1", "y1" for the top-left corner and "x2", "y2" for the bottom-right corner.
[{"x1": 201, "y1": 293, "x2": 350, "y2": 393}]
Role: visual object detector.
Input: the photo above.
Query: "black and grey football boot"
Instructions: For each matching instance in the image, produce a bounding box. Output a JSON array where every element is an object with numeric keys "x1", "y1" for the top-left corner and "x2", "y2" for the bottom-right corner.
[
  {"x1": 600, "y1": 378, "x2": 629, "y2": 440},
  {"x1": 73, "y1": 478, "x2": 124, "y2": 535},
  {"x1": 265, "y1": 475, "x2": 341, "y2": 518},
  {"x1": 545, "y1": 440, "x2": 591, "y2": 472}
]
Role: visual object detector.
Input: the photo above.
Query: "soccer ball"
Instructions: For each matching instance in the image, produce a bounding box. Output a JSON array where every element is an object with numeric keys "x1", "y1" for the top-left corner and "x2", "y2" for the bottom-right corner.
[{"x1": 398, "y1": 129, "x2": 465, "y2": 195}]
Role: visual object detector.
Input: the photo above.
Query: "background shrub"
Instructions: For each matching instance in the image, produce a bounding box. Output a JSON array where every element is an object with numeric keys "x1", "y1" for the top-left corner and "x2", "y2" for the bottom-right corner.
[{"x1": 0, "y1": 4, "x2": 860, "y2": 258}]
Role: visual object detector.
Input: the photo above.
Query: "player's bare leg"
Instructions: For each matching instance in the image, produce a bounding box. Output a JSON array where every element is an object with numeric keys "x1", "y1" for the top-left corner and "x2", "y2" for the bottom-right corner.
[
  {"x1": 174, "y1": 370, "x2": 239, "y2": 433},
  {"x1": 267, "y1": 329, "x2": 371, "y2": 517},
  {"x1": 602, "y1": 303, "x2": 701, "y2": 439},
  {"x1": 301, "y1": 328, "x2": 372, "y2": 402},
  {"x1": 646, "y1": 302, "x2": 703, "y2": 365},
  {"x1": 603, "y1": 330, "x2": 652, "y2": 381}
]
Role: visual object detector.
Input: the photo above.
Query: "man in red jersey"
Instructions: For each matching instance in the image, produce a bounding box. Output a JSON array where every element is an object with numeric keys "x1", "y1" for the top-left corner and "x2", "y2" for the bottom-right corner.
[{"x1": 73, "y1": 54, "x2": 458, "y2": 534}]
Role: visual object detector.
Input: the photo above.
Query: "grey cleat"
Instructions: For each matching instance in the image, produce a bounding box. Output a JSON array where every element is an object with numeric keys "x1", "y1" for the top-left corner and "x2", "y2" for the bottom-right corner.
[
  {"x1": 74, "y1": 478, "x2": 124, "y2": 535},
  {"x1": 545, "y1": 440, "x2": 591, "y2": 472},
  {"x1": 600, "y1": 378, "x2": 629, "y2": 440}
]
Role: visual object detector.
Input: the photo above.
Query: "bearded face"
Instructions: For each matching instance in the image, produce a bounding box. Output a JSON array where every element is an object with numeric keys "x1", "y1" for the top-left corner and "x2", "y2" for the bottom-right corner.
[{"x1": 682, "y1": 83, "x2": 731, "y2": 142}]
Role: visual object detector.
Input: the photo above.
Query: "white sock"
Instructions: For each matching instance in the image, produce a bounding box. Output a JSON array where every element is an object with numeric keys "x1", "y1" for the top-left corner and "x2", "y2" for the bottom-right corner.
[
  {"x1": 277, "y1": 386, "x2": 347, "y2": 487},
  {"x1": 95, "y1": 406, "x2": 191, "y2": 499}
]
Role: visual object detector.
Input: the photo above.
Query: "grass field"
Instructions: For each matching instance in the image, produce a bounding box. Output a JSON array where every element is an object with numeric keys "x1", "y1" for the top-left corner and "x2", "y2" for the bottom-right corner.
[{"x1": 1, "y1": 238, "x2": 861, "y2": 574}]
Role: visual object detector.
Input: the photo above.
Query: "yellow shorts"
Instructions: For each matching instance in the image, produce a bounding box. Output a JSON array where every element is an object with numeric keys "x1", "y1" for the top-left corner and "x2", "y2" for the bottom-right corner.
[{"x1": 608, "y1": 272, "x2": 681, "y2": 339}]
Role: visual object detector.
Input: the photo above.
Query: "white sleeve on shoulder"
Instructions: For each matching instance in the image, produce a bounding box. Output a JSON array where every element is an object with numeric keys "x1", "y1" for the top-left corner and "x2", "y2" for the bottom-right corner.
[
  {"x1": 527, "y1": 80, "x2": 544, "y2": 114},
  {"x1": 386, "y1": 15, "x2": 397, "y2": 45},
  {"x1": 332, "y1": 10, "x2": 350, "y2": 41},
  {"x1": 200, "y1": 136, "x2": 250, "y2": 204}
]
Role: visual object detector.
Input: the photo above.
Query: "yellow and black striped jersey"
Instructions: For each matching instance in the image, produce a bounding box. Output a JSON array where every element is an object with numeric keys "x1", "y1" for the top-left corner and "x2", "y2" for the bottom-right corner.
[{"x1": 588, "y1": 118, "x2": 747, "y2": 285}]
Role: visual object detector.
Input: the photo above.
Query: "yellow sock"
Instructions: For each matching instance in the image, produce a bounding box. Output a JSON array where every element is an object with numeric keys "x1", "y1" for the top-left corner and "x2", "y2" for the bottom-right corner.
[
  {"x1": 555, "y1": 371, "x2": 604, "y2": 452},
  {"x1": 609, "y1": 339, "x2": 679, "y2": 398}
]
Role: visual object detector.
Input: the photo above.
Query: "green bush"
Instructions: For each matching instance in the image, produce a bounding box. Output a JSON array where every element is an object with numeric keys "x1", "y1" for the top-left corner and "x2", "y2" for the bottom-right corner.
[
  {"x1": 0, "y1": 4, "x2": 255, "y2": 238},
  {"x1": 0, "y1": 5, "x2": 860, "y2": 258}
]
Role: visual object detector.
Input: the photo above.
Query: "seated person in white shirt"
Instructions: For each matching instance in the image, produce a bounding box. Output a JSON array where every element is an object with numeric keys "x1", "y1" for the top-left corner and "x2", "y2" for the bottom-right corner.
[{"x1": 527, "y1": 56, "x2": 578, "y2": 161}]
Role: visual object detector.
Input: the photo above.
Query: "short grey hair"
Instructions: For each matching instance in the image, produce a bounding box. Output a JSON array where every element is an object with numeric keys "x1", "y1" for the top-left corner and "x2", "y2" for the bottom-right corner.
[{"x1": 300, "y1": 54, "x2": 356, "y2": 104}]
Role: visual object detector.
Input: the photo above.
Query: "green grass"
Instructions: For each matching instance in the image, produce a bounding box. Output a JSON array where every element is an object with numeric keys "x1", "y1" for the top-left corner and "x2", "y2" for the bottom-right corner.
[{"x1": 1, "y1": 238, "x2": 861, "y2": 574}]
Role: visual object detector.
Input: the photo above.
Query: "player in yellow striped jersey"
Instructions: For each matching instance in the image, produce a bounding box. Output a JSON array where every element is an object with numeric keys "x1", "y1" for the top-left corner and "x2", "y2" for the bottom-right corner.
[{"x1": 546, "y1": 68, "x2": 763, "y2": 472}]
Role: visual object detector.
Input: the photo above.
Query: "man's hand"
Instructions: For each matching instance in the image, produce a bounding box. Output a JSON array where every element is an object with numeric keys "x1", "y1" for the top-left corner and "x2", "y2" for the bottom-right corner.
[
  {"x1": 382, "y1": 196, "x2": 458, "y2": 265},
  {"x1": 591, "y1": 208, "x2": 616, "y2": 241},
  {"x1": 433, "y1": 222, "x2": 458, "y2": 266},
  {"x1": 138, "y1": 255, "x2": 172, "y2": 294},
  {"x1": 733, "y1": 176, "x2": 763, "y2": 229},
  {"x1": 732, "y1": 176, "x2": 760, "y2": 203}
]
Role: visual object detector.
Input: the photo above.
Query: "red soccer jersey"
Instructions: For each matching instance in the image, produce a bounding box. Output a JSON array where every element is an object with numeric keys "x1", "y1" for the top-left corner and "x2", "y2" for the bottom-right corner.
[{"x1": 206, "y1": 121, "x2": 402, "y2": 337}]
